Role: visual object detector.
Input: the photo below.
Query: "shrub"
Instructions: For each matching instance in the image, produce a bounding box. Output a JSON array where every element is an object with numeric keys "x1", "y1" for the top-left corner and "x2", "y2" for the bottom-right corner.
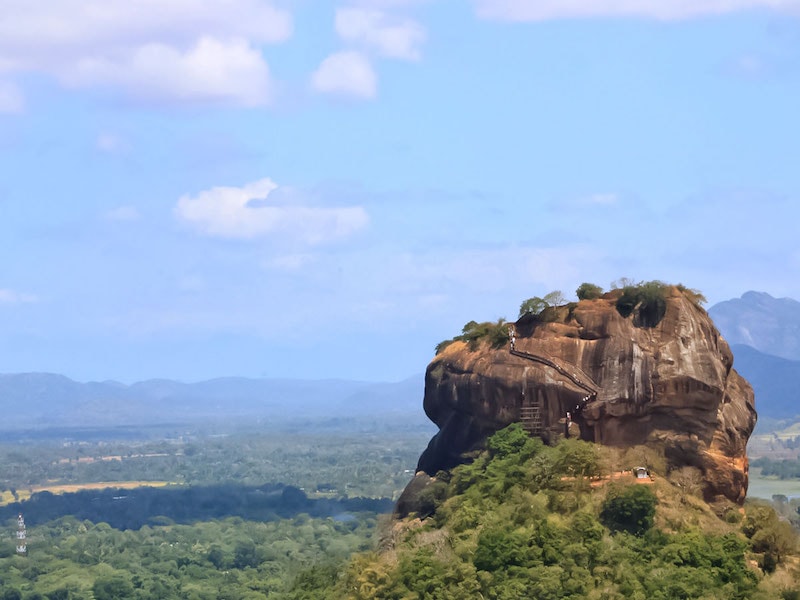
[
  {"x1": 576, "y1": 283, "x2": 603, "y2": 300},
  {"x1": 725, "y1": 509, "x2": 743, "y2": 524},
  {"x1": 435, "y1": 319, "x2": 509, "y2": 354},
  {"x1": 676, "y1": 283, "x2": 707, "y2": 306},
  {"x1": 434, "y1": 339, "x2": 455, "y2": 354},
  {"x1": 415, "y1": 480, "x2": 450, "y2": 518}
]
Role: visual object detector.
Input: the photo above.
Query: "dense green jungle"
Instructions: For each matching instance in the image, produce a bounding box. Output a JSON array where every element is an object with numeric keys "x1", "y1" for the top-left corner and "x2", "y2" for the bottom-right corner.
[
  {"x1": 1, "y1": 413, "x2": 800, "y2": 599},
  {"x1": 315, "y1": 425, "x2": 800, "y2": 599},
  {"x1": 0, "y1": 419, "x2": 432, "y2": 599}
]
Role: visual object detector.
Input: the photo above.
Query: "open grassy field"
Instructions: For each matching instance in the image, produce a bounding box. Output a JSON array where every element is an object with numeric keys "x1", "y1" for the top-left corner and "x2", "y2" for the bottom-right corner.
[{"x1": 0, "y1": 481, "x2": 173, "y2": 506}]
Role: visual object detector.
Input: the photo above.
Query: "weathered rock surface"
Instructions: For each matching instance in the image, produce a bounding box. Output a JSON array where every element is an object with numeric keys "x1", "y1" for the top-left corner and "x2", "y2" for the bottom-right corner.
[{"x1": 407, "y1": 286, "x2": 756, "y2": 508}]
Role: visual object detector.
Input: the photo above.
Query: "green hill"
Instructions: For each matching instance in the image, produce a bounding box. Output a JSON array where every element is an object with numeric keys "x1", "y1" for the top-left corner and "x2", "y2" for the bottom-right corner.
[{"x1": 289, "y1": 425, "x2": 800, "y2": 599}]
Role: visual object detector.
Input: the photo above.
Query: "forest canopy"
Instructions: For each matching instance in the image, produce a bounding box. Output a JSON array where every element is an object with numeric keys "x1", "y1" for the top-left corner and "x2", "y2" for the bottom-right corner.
[{"x1": 299, "y1": 424, "x2": 800, "y2": 599}]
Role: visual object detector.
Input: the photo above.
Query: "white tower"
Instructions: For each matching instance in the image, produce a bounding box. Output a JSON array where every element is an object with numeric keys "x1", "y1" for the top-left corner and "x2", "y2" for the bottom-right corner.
[{"x1": 16, "y1": 513, "x2": 26, "y2": 555}]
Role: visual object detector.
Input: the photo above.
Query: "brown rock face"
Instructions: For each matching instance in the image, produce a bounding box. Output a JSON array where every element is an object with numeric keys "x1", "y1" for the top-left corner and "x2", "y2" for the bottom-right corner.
[{"x1": 415, "y1": 286, "x2": 757, "y2": 505}]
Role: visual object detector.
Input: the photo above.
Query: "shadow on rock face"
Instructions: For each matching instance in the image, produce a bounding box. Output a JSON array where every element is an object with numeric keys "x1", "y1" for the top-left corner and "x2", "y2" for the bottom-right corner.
[{"x1": 399, "y1": 286, "x2": 756, "y2": 513}]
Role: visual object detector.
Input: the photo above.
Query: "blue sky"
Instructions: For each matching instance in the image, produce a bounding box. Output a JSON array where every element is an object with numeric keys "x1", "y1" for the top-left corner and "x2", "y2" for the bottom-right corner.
[{"x1": 1, "y1": 0, "x2": 800, "y2": 383}]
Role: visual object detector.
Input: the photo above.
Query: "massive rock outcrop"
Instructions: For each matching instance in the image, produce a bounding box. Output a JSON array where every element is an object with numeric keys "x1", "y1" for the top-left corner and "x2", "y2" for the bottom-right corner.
[{"x1": 404, "y1": 286, "x2": 756, "y2": 510}]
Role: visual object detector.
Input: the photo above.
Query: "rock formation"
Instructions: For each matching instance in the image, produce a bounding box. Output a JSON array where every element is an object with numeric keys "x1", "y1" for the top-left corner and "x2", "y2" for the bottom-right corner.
[{"x1": 403, "y1": 285, "x2": 757, "y2": 511}]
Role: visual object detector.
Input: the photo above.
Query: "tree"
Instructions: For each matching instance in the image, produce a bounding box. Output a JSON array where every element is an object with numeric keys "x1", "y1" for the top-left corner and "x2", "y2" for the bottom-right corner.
[
  {"x1": 743, "y1": 503, "x2": 798, "y2": 572},
  {"x1": 751, "y1": 521, "x2": 797, "y2": 572},
  {"x1": 286, "y1": 564, "x2": 340, "y2": 600},
  {"x1": 554, "y1": 439, "x2": 601, "y2": 478},
  {"x1": 610, "y1": 277, "x2": 636, "y2": 290},
  {"x1": 233, "y1": 540, "x2": 261, "y2": 569},
  {"x1": 519, "y1": 297, "x2": 547, "y2": 318},
  {"x1": 92, "y1": 575, "x2": 134, "y2": 600},
  {"x1": 207, "y1": 545, "x2": 228, "y2": 569},
  {"x1": 543, "y1": 290, "x2": 565, "y2": 306},
  {"x1": 519, "y1": 291, "x2": 565, "y2": 319},
  {"x1": 669, "y1": 467, "x2": 703, "y2": 503},
  {"x1": 487, "y1": 423, "x2": 531, "y2": 459},
  {"x1": 415, "y1": 480, "x2": 449, "y2": 518},
  {"x1": 600, "y1": 485, "x2": 657, "y2": 535},
  {"x1": 474, "y1": 527, "x2": 531, "y2": 571},
  {"x1": 576, "y1": 283, "x2": 603, "y2": 300}
]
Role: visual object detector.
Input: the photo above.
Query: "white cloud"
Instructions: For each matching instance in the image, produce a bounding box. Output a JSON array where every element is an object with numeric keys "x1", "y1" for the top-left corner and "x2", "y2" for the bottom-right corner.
[
  {"x1": 175, "y1": 178, "x2": 370, "y2": 243},
  {"x1": 348, "y1": 0, "x2": 429, "y2": 7},
  {"x1": 62, "y1": 36, "x2": 272, "y2": 107},
  {"x1": 0, "y1": 289, "x2": 37, "y2": 304},
  {"x1": 335, "y1": 7, "x2": 426, "y2": 60},
  {"x1": 474, "y1": 0, "x2": 800, "y2": 21},
  {"x1": 0, "y1": 80, "x2": 24, "y2": 113},
  {"x1": 104, "y1": 206, "x2": 141, "y2": 222},
  {"x1": 0, "y1": 0, "x2": 290, "y2": 106},
  {"x1": 311, "y1": 51, "x2": 378, "y2": 99}
]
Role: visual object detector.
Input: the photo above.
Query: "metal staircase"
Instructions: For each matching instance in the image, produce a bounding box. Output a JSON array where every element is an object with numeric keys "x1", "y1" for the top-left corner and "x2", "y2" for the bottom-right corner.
[
  {"x1": 519, "y1": 394, "x2": 542, "y2": 435},
  {"x1": 509, "y1": 325, "x2": 600, "y2": 435},
  {"x1": 510, "y1": 348, "x2": 598, "y2": 397}
]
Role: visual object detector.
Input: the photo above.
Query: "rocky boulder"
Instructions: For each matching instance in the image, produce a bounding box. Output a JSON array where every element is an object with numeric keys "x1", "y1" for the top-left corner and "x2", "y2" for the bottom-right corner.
[{"x1": 406, "y1": 285, "x2": 756, "y2": 508}]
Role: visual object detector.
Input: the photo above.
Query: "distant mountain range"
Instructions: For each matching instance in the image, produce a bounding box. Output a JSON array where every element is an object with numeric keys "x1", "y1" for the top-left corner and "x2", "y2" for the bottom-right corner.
[
  {"x1": 726, "y1": 345, "x2": 800, "y2": 420},
  {"x1": 0, "y1": 373, "x2": 425, "y2": 431},
  {"x1": 2, "y1": 290, "x2": 800, "y2": 431},
  {"x1": 710, "y1": 291, "x2": 800, "y2": 361},
  {"x1": 710, "y1": 292, "x2": 800, "y2": 420}
]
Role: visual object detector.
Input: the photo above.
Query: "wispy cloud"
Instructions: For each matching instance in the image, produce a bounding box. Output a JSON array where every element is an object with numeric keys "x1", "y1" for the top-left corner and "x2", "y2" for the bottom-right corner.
[
  {"x1": 175, "y1": 178, "x2": 369, "y2": 243},
  {"x1": 311, "y1": 51, "x2": 378, "y2": 99},
  {"x1": 0, "y1": 289, "x2": 37, "y2": 304},
  {"x1": 0, "y1": 0, "x2": 291, "y2": 107},
  {"x1": 474, "y1": 0, "x2": 800, "y2": 21},
  {"x1": 335, "y1": 7, "x2": 426, "y2": 60}
]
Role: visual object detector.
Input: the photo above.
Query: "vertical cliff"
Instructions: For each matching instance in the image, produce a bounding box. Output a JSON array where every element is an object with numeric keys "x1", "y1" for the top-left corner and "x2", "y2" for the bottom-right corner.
[{"x1": 411, "y1": 285, "x2": 756, "y2": 506}]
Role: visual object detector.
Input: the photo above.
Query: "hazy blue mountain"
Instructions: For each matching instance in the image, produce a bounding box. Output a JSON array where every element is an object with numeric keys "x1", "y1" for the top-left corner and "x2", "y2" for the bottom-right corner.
[
  {"x1": 706, "y1": 291, "x2": 800, "y2": 420},
  {"x1": 710, "y1": 291, "x2": 800, "y2": 361},
  {"x1": 0, "y1": 373, "x2": 424, "y2": 430},
  {"x1": 730, "y1": 344, "x2": 800, "y2": 419},
  {"x1": 10, "y1": 289, "x2": 800, "y2": 432}
]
